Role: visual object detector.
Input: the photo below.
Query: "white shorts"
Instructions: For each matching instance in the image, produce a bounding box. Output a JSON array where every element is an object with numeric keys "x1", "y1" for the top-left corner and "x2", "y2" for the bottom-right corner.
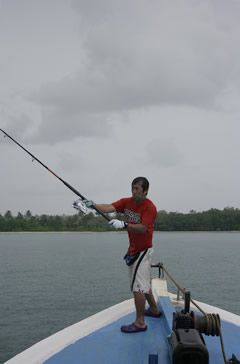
[{"x1": 128, "y1": 247, "x2": 153, "y2": 294}]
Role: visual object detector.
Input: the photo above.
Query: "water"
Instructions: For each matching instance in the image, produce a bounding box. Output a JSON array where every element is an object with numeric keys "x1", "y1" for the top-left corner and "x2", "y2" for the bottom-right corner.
[{"x1": 0, "y1": 231, "x2": 239, "y2": 363}]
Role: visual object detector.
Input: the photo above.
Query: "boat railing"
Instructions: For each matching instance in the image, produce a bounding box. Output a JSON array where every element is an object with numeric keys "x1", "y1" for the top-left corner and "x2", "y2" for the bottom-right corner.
[{"x1": 151, "y1": 262, "x2": 184, "y2": 301}]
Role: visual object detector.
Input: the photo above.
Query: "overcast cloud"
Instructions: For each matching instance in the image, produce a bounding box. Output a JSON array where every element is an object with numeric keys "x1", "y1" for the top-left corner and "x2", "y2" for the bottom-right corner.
[{"x1": 1, "y1": 0, "x2": 240, "y2": 215}]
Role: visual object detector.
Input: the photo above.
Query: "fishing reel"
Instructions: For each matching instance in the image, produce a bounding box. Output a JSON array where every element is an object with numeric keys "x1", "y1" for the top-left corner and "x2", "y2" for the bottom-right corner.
[{"x1": 73, "y1": 199, "x2": 87, "y2": 214}]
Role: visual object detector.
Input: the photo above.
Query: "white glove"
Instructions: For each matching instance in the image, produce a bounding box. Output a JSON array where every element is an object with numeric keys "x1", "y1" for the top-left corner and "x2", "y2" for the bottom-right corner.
[
  {"x1": 109, "y1": 219, "x2": 127, "y2": 229},
  {"x1": 82, "y1": 199, "x2": 96, "y2": 209}
]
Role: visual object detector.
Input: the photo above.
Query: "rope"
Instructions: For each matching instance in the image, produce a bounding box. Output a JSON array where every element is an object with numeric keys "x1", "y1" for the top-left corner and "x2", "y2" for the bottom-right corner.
[{"x1": 158, "y1": 262, "x2": 231, "y2": 364}]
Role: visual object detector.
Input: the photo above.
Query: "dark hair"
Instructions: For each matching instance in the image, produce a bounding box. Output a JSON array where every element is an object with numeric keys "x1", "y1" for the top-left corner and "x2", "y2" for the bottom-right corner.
[{"x1": 132, "y1": 177, "x2": 149, "y2": 192}]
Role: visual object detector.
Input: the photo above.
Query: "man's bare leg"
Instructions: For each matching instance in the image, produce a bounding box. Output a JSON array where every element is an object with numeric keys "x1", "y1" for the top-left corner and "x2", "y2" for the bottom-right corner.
[
  {"x1": 133, "y1": 292, "x2": 146, "y2": 328},
  {"x1": 145, "y1": 289, "x2": 161, "y2": 315}
]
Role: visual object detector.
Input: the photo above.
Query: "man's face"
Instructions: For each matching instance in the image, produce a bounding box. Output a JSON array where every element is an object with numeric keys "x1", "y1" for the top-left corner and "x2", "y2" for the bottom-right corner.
[{"x1": 131, "y1": 182, "x2": 147, "y2": 203}]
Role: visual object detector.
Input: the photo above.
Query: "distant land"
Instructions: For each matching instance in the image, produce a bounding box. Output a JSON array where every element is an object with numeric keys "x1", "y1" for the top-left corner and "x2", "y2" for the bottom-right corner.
[{"x1": 1, "y1": 207, "x2": 240, "y2": 232}]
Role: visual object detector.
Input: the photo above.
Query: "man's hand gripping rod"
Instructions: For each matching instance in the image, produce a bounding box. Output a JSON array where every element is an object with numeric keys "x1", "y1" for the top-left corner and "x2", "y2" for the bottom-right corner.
[{"x1": 0, "y1": 128, "x2": 110, "y2": 221}]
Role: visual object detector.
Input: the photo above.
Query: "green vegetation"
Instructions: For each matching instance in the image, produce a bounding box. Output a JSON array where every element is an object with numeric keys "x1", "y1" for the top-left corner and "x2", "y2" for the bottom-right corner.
[
  {"x1": 154, "y1": 207, "x2": 240, "y2": 231},
  {"x1": 0, "y1": 207, "x2": 240, "y2": 232}
]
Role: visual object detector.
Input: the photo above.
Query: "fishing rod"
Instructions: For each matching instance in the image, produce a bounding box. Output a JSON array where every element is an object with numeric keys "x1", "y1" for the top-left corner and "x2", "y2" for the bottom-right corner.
[{"x1": 0, "y1": 128, "x2": 110, "y2": 221}]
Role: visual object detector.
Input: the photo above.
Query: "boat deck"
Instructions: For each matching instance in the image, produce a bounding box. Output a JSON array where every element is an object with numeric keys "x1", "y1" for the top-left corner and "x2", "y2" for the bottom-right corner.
[
  {"x1": 44, "y1": 296, "x2": 240, "y2": 364},
  {"x1": 45, "y1": 308, "x2": 168, "y2": 363}
]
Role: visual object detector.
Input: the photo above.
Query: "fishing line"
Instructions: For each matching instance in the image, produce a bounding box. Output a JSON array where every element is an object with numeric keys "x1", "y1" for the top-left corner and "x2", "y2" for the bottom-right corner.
[{"x1": 0, "y1": 128, "x2": 110, "y2": 221}]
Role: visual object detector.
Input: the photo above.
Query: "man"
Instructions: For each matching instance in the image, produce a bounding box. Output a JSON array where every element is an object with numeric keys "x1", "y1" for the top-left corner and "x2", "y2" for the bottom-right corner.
[{"x1": 80, "y1": 177, "x2": 161, "y2": 333}]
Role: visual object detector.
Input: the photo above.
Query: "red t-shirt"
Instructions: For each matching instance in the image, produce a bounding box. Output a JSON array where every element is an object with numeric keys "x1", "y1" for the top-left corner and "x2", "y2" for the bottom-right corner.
[{"x1": 111, "y1": 197, "x2": 157, "y2": 255}]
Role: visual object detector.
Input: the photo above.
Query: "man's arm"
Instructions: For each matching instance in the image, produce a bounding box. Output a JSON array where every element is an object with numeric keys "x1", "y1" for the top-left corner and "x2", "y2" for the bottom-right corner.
[
  {"x1": 95, "y1": 204, "x2": 116, "y2": 214},
  {"x1": 81, "y1": 200, "x2": 148, "y2": 233},
  {"x1": 126, "y1": 223, "x2": 148, "y2": 234}
]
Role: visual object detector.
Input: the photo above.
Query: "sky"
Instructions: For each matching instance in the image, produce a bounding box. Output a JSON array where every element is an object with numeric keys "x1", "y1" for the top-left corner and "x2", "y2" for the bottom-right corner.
[{"x1": 0, "y1": 0, "x2": 240, "y2": 216}]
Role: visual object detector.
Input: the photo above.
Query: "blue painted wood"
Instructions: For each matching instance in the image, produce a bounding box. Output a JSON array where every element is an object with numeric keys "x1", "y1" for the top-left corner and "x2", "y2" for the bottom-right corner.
[
  {"x1": 44, "y1": 297, "x2": 240, "y2": 364},
  {"x1": 44, "y1": 310, "x2": 169, "y2": 364},
  {"x1": 157, "y1": 296, "x2": 175, "y2": 335}
]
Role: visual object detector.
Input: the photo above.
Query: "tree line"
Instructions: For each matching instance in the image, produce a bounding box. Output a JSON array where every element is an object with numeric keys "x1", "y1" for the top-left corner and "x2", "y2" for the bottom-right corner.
[{"x1": 0, "y1": 207, "x2": 240, "y2": 232}]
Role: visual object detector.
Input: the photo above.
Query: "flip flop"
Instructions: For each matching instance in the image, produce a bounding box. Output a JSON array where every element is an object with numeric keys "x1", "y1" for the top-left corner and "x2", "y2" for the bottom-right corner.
[
  {"x1": 144, "y1": 308, "x2": 162, "y2": 318},
  {"x1": 121, "y1": 323, "x2": 147, "y2": 333}
]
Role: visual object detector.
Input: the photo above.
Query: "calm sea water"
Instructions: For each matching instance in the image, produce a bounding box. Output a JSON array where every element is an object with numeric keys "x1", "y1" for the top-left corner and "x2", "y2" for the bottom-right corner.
[{"x1": 0, "y1": 231, "x2": 240, "y2": 363}]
